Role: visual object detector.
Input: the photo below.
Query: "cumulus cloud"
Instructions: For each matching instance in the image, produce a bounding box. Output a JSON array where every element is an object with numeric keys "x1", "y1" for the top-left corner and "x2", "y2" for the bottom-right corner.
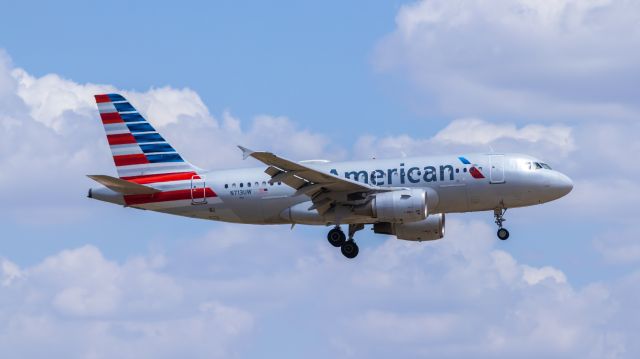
[
  {"x1": 522, "y1": 265, "x2": 567, "y2": 285},
  {"x1": 434, "y1": 118, "x2": 574, "y2": 149},
  {"x1": 594, "y1": 226, "x2": 640, "y2": 264},
  {"x1": 6, "y1": 56, "x2": 337, "y2": 172},
  {"x1": 375, "y1": 0, "x2": 640, "y2": 120},
  {"x1": 353, "y1": 117, "x2": 575, "y2": 161},
  {"x1": 0, "y1": 258, "x2": 21, "y2": 287},
  {"x1": 0, "y1": 219, "x2": 633, "y2": 358},
  {"x1": 0, "y1": 245, "x2": 253, "y2": 359}
]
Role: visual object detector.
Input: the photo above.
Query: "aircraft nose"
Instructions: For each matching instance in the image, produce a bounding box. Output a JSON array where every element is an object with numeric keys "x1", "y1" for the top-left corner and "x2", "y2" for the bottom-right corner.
[{"x1": 550, "y1": 172, "x2": 573, "y2": 198}]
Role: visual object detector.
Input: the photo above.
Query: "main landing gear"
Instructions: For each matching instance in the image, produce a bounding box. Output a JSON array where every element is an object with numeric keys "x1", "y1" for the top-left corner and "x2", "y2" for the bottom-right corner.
[
  {"x1": 494, "y1": 208, "x2": 510, "y2": 240},
  {"x1": 327, "y1": 224, "x2": 363, "y2": 259}
]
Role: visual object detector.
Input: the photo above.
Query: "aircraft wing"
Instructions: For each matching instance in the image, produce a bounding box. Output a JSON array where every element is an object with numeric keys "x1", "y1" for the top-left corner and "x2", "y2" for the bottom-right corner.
[{"x1": 239, "y1": 146, "x2": 385, "y2": 214}]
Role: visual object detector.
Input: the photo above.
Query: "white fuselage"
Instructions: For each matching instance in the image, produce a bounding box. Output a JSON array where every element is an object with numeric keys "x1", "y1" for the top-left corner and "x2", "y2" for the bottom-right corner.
[{"x1": 91, "y1": 153, "x2": 573, "y2": 226}]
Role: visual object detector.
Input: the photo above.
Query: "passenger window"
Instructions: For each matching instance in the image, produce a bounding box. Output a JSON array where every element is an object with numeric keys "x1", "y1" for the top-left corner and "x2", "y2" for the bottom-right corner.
[
  {"x1": 240, "y1": 183, "x2": 244, "y2": 188},
  {"x1": 262, "y1": 181, "x2": 267, "y2": 186},
  {"x1": 247, "y1": 182, "x2": 251, "y2": 187},
  {"x1": 255, "y1": 182, "x2": 259, "y2": 187},
  {"x1": 224, "y1": 184, "x2": 228, "y2": 189},
  {"x1": 232, "y1": 183, "x2": 236, "y2": 188},
  {"x1": 463, "y1": 167, "x2": 467, "y2": 173}
]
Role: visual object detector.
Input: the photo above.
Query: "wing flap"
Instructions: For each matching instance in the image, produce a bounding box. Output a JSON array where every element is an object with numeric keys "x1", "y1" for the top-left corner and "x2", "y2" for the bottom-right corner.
[{"x1": 87, "y1": 175, "x2": 161, "y2": 195}]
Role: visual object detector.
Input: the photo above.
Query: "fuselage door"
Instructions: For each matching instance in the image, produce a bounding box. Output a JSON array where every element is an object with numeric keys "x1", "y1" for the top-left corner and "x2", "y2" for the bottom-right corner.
[
  {"x1": 191, "y1": 174, "x2": 208, "y2": 204},
  {"x1": 489, "y1": 154, "x2": 505, "y2": 184}
]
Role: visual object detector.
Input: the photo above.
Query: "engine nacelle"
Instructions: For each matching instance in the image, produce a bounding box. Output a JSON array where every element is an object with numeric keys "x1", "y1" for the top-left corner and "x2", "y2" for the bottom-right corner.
[
  {"x1": 373, "y1": 214, "x2": 445, "y2": 241},
  {"x1": 373, "y1": 189, "x2": 427, "y2": 223}
]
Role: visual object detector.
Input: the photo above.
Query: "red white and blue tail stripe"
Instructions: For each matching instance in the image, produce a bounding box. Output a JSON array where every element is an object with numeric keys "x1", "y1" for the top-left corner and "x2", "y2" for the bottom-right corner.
[
  {"x1": 95, "y1": 94, "x2": 217, "y2": 207},
  {"x1": 96, "y1": 93, "x2": 196, "y2": 179}
]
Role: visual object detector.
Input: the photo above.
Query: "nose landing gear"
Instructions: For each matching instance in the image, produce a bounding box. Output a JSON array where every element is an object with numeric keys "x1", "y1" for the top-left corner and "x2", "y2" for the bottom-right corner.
[
  {"x1": 494, "y1": 208, "x2": 510, "y2": 240},
  {"x1": 327, "y1": 224, "x2": 363, "y2": 259}
]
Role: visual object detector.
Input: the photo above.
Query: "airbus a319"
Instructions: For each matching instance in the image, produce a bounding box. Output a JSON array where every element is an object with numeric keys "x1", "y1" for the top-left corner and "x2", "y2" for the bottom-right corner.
[{"x1": 88, "y1": 94, "x2": 573, "y2": 259}]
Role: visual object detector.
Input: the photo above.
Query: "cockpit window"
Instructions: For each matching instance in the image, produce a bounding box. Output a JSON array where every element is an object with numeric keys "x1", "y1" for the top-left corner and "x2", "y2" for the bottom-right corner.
[{"x1": 526, "y1": 161, "x2": 551, "y2": 170}]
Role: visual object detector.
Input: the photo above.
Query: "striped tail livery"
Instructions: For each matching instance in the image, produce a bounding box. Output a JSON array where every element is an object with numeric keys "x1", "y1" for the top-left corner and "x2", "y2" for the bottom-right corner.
[{"x1": 88, "y1": 94, "x2": 217, "y2": 209}]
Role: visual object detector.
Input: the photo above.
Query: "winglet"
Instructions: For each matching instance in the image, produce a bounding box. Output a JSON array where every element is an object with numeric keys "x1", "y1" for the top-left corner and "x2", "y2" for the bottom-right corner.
[{"x1": 238, "y1": 145, "x2": 255, "y2": 160}]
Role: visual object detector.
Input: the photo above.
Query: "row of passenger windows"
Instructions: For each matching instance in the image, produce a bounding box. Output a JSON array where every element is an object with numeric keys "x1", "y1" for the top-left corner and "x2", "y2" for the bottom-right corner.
[{"x1": 224, "y1": 181, "x2": 282, "y2": 189}]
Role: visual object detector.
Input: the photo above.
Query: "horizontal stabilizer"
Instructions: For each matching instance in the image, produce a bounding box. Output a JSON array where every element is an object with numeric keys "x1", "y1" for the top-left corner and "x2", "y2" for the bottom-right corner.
[{"x1": 87, "y1": 175, "x2": 161, "y2": 195}]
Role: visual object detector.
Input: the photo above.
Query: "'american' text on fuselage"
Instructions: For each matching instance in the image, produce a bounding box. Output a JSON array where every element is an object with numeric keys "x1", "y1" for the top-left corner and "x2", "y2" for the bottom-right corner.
[{"x1": 329, "y1": 163, "x2": 463, "y2": 186}]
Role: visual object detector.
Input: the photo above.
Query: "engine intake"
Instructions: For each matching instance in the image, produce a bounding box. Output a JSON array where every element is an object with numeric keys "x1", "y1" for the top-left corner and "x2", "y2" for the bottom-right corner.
[
  {"x1": 373, "y1": 189, "x2": 427, "y2": 223},
  {"x1": 374, "y1": 214, "x2": 445, "y2": 241}
]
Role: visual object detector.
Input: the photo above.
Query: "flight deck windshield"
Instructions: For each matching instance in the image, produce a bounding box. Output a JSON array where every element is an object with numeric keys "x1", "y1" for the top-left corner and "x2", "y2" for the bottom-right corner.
[{"x1": 526, "y1": 162, "x2": 552, "y2": 170}]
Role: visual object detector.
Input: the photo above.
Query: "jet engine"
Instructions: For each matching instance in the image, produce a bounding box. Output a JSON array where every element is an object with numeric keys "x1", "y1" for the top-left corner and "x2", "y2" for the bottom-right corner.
[
  {"x1": 372, "y1": 189, "x2": 427, "y2": 223},
  {"x1": 373, "y1": 213, "x2": 445, "y2": 241}
]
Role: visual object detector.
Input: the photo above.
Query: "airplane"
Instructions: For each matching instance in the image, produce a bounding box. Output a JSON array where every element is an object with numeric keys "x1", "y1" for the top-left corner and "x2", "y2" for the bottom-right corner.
[{"x1": 87, "y1": 94, "x2": 573, "y2": 259}]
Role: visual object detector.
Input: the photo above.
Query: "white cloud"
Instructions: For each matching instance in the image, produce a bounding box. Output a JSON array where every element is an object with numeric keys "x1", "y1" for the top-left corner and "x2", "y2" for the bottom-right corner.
[
  {"x1": 522, "y1": 265, "x2": 567, "y2": 285},
  {"x1": 353, "y1": 311, "x2": 460, "y2": 343},
  {"x1": 434, "y1": 118, "x2": 574, "y2": 150},
  {"x1": 12, "y1": 68, "x2": 115, "y2": 132},
  {"x1": 353, "y1": 118, "x2": 575, "y2": 161},
  {"x1": 1, "y1": 258, "x2": 21, "y2": 287},
  {"x1": 0, "y1": 245, "x2": 253, "y2": 359},
  {"x1": 173, "y1": 220, "x2": 632, "y2": 358},
  {"x1": 0, "y1": 220, "x2": 611, "y2": 358},
  {"x1": 594, "y1": 226, "x2": 640, "y2": 264},
  {"x1": 5, "y1": 55, "x2": 337, "y2": 172},
  {"x1": 375, "y1": 0, "x2": 640, "y2": 120},
  {"x1": 553, "y1": 179, "x2": 640, "y2": 220}
]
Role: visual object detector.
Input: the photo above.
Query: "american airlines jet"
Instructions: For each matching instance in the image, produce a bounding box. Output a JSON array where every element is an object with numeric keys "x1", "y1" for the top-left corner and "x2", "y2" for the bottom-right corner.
[{"x1": 88, "y1": 94, "x2": 573, "y2": 259}]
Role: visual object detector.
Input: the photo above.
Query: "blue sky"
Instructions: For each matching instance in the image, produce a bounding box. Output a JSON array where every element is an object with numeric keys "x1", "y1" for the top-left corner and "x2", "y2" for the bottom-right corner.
[
  {"x1": 1, "y1": 0, "x2": 640, "y2": 358},
  {"x1": 2, "y1": 0, "x2": 425, "y2": 138}
]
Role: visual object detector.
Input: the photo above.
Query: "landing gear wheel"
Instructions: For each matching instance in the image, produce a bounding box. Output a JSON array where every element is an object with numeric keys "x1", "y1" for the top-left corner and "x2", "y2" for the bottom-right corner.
[
  {"x1": 341, "y1": 240, "x2": 359, "y2": 259},
  {"x1": 327, "y1": 227, "x2": 346, "y2": 247},
  {"x1": 493, "y1": 207, "x2": 510, "y2": 241}
]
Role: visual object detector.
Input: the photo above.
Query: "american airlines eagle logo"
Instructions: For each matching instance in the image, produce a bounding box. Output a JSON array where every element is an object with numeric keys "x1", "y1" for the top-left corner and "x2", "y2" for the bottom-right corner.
[{"x1": 458, "y1": 156, "x2": 485, "y2": 179}]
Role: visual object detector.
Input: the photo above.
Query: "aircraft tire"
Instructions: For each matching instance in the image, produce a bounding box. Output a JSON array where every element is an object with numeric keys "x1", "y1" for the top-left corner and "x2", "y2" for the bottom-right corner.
[
  {"x1": 341, "y1": 240, "x2": 359, "y2": 259},
  {"x1": 327, "y1": 228, "x2": 346, "y2": 247},
  {"x1": 497, "y1": 228, "x2": 510, "y2": 240}
]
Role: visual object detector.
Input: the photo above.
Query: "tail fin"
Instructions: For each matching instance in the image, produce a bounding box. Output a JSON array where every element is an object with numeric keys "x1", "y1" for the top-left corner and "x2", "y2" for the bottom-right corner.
[{"x1": 94, "y1": 94, "x2": 198, "y2": 180}]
